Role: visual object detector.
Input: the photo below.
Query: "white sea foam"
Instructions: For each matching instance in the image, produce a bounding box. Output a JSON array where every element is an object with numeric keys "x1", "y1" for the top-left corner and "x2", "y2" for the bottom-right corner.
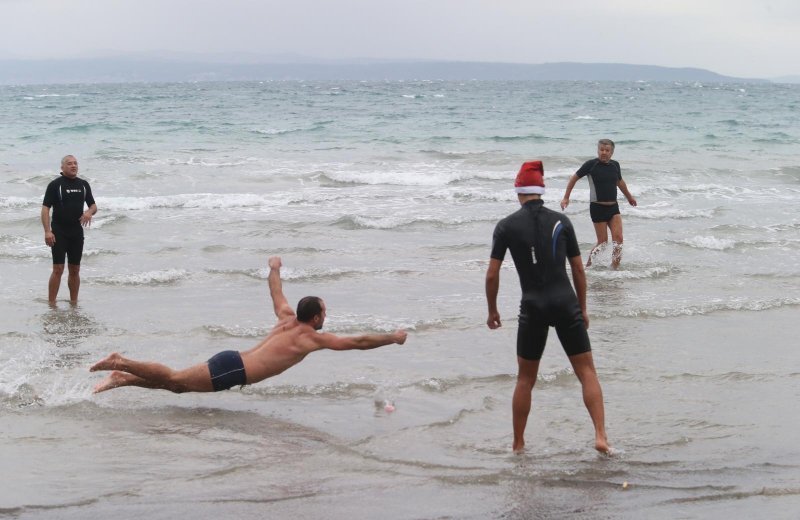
[
  {"x1": 92, "y1": 269, "x2": 189, "y2": 286},
  {"x1": 590, "y1": 265, "x2": 677, "y2": 280},
  {"x1": 0, "y1": 338, "x2": 91, "y2": 407},
  {"x1": 0, "y1": 196, "x2": 35, "y2": 209},
  {"x1": 100, "y1": 193, "x2": 287, "y2": 211},
  {"x1": 597, "y1": 296, "x2": 800, "y2": 319},
  {"x1": 320, "y1": 167, "x2": 463, "y2": 186},
  {"x1": 631, "y1": 206, "x2": 716, "y2": 219},
  {"x1": 240, "y1": 266, "x2": 363, "y2": 282},
  {"x1": 673, "y1": 236, "x2": 738, "y2": 251},
  {"x1": 89, "y1": 214, "x2": 125, "y2": 229}
]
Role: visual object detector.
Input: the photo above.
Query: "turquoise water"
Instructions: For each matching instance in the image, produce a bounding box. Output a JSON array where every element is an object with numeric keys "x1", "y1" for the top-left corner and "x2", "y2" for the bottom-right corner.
[{"x1": 1, "y1": 80, "x2": 799, "y2": 518}]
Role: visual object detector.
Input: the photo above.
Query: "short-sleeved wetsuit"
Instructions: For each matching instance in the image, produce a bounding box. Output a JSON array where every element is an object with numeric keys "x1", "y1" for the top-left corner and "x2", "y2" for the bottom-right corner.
[
  {"x1": 42, "y1": 174, "x2": 95, "y2": 265},
  {"x1": 576, "y1": 158, "x2": 623, "y2": 223},
  {"x1": 490, "y1": 199, "x2": 590, "y2": 360}
]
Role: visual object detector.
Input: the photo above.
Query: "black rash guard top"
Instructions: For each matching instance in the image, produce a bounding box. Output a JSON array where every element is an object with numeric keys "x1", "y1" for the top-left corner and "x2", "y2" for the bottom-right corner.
[
  {"x1": 42, "y1": 174, "x2": 95, "y2": 234},
  {"x1": 576, "y1": 158, "x2": 622, "y2": 203}
]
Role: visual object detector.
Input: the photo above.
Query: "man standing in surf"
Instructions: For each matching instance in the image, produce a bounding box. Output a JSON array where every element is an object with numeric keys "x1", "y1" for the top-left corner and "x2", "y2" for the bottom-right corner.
[
  {"x1": 485, "y1": 161, "x2": 611, "y2": 454},
  {"x1": 560, "y1": 139, "x2": 636, "y2": 269},
  {"x1": 41, "y1": 155, "x2": 97, "y2": 305},
  {"x1": 91, "y1": 256, "x2": 407, "y2": 394}
]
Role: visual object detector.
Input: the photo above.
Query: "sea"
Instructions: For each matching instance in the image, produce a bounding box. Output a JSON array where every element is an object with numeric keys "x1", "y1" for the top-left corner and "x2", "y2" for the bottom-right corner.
[{"x1": 1, "y1": 79, "x2": 799, "y2": 519}]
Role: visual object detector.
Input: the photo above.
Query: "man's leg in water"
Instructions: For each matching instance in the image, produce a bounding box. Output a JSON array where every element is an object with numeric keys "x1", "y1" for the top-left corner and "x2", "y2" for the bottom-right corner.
[
  {"x1": 587, "y1": 222, "x2": 609, "y2": 267},
  {"x1": 93, "y1": 371, "x2": 166, "y2": 393},
  {"x1": 568, "y1": 351, "x2": 611, "y2": 453},
  {"x1": 67, "y1": 263, "x2": 81, "y2": 303},
  {"x1": 512, "y1": 356, "x2": 540, "y2": 452},
  {"x1": 48, "y1": 264, "x2": 64, "y2": 304},
  {"x1": 608, "y1": 215, "x2": 624, "y2": 269},
  {"x1": 90, "y1": 352, "x2": 214, "y2": 393}
]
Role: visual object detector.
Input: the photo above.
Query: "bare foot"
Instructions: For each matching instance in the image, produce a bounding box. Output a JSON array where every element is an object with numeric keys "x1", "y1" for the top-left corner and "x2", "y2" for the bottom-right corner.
[
  {"x1": 90, "y1": 352, "x2": 123, "y2": 372},
  {"x1": 93, "y1": 371, "x2": 129, "y2": 393},
  {"x1": 512, "y1": 441, "x2": 525, "y2": 453},
  {"x1": 595, "y1": 436, "x2": 612, "y2": 455}
]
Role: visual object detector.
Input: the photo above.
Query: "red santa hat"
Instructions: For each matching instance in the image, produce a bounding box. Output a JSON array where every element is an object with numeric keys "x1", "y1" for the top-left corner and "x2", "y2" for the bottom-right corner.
[{"x1": 514, "y1": 161, "x2": 545, "y2": 194}]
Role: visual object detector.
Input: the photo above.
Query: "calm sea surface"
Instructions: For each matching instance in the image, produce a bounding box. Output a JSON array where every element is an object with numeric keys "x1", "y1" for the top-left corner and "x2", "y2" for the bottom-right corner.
[{"x1": 1, "y1": 80, "x2": 799, "y2": 519}]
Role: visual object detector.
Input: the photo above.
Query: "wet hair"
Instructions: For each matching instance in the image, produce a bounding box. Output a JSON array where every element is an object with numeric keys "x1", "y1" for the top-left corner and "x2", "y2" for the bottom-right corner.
[
  {"x1": 597, "y1": 139, "x2": 615, "y2": 149},
  {"x1": 296, "y1": 296, "x2": 323, "y2": 323}
]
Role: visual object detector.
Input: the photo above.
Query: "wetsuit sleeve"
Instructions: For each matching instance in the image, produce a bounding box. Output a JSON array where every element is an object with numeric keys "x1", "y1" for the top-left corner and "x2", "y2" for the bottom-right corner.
[
  {"x1": 83, "y1": 181, "x2": 95, "y2": 207},
  {"x1": 562, "y1": 218, "x2": 581, "y2": 258},
  {"x1": 42, "y1": 180, "x2": 58, "y2": 208},
  {"x1": 613, "y1": 160, "x2": 622, "y2": 180},
  {"x1": 575, "y1": 159, "x2": 595, "y2": 179},
  {"x1": 490, "y1": 222, "x2": 508, "y2": 261}
]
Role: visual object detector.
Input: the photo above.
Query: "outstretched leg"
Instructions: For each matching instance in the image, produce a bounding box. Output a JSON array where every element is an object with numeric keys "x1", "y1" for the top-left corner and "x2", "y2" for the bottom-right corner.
[
  {"x1": 567, "y1": 351, "x2": 611, "y2": 454},
  {"x1": 90, "y1": 352, "x2": 214, "y2": 394},
  {"x1": 512, "y1": 357, "x2": 540, "y2": 452},
  {"x1": 94, "y1": 370, "x2": 156, "y2": 393}
]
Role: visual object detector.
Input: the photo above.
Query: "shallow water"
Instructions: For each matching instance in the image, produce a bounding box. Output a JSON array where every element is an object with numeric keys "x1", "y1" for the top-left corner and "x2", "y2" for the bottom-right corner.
[{"x1": 1, "y1": 80, "x2": 799, "y2": 519}]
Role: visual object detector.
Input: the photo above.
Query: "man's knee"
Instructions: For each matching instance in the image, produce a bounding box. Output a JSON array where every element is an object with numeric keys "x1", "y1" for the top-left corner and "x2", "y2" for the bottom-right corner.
[
  {"x1": 516, "y1": 358, "x2": 540, "y2": 388},
  {"x1": 52, "y1": 264, "x2": 65, "y2": 276},
  {"x1": 67, "y1": 264, "x2": 81, "y2": 275},
  {"x1": 515, "y1": 377, "x2": 536, "y2": 394}
]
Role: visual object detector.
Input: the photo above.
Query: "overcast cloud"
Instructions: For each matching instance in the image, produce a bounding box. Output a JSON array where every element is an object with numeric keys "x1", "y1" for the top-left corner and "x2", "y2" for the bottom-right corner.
[{"x1": 2, "y1": 0, "x2": 798, "y2": 78}]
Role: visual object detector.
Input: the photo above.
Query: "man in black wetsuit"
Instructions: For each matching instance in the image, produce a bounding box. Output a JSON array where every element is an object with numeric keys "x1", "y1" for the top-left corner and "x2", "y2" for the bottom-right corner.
[
  {"x1": 41, "y1": 155, "x2": 97, "y2": 304},
  {"x1": 560, "y1": 139, "x2": 637, "y2": 268},
  {"x1": 485, "y1": 161, "x2": 611, "y2": 454}
]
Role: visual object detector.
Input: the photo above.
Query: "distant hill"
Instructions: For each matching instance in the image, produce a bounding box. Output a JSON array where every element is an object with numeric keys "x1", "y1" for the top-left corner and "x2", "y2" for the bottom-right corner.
[{"x1": 0, "y1": 57, "x2": 768, "y2": 85}]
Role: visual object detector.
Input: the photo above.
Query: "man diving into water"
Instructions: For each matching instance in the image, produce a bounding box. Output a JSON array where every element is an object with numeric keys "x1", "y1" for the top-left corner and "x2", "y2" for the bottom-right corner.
[{"x1": 91, "y1": 256, "x2": 408, "y2": 394}]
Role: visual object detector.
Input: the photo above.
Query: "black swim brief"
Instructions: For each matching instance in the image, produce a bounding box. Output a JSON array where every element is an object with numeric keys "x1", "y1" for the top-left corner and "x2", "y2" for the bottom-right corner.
[
  {"x1": 516, "y1": 302, "x2": 591, "y2": 361},
  {"x1": 589, "y1": 202, "x2": 620, "y2": 223},
  {"x1": 207, "y1": 350, "x2": 247, "y2": 391}
]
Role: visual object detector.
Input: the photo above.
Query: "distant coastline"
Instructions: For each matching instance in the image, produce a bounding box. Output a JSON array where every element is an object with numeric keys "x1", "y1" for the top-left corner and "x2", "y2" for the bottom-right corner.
[{"x1": 0, "y1": 57, "x2": 775, "y2": 85}]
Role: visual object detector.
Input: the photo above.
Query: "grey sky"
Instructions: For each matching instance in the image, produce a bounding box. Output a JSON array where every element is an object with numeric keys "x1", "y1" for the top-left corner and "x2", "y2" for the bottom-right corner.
[{"x1": 2, "y1": 0, "x2": 798, "y2": 78}]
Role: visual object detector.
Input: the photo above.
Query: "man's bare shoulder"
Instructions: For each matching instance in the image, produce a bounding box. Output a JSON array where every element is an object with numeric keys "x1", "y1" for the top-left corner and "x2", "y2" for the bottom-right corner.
[{"x1": 265, "y1": 319, "x2": 325, "y2": 350}]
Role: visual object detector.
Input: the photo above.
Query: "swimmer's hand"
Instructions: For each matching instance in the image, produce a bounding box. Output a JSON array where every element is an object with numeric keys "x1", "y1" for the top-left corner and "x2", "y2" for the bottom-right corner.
[
  {"x1": 268, "y1": 256, "x2": 282, "y2": 270},
  {"x1": 487, "y1": 311, "x2": 502, "y2": 329},
  {"x1": 393, "y1": 330, "x2": 407, "y2": 345},
  {"x1": 560, "y1": 198, "x2": 569, "y2": 210}
]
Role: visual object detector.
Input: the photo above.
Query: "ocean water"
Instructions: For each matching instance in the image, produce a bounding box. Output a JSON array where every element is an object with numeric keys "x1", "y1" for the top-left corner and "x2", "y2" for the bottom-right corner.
[{"x1": 1, "y1": 80, "x2": 799, "y2": 519}]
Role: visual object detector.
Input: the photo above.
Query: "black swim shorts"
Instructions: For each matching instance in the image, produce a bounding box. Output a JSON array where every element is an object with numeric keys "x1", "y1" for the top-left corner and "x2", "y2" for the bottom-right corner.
[
  {"x1": 516, "y1": 303, "x2": 591, "y2": 361},
  {"x1": 207, "y1": 350, "x2": 247, "y2": 391},
  {"x1": 50, "y1": 228, "x2": 84, "y2": 265},
  {"x1": 589, "y1": 202, "x2": 620, "y2": 223}
]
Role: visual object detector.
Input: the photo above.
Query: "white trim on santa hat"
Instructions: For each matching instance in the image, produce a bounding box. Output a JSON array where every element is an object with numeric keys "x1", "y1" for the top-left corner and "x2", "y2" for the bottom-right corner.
[{"x1": 515, "y1": 186, "x2": 545, "y2": 194}]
